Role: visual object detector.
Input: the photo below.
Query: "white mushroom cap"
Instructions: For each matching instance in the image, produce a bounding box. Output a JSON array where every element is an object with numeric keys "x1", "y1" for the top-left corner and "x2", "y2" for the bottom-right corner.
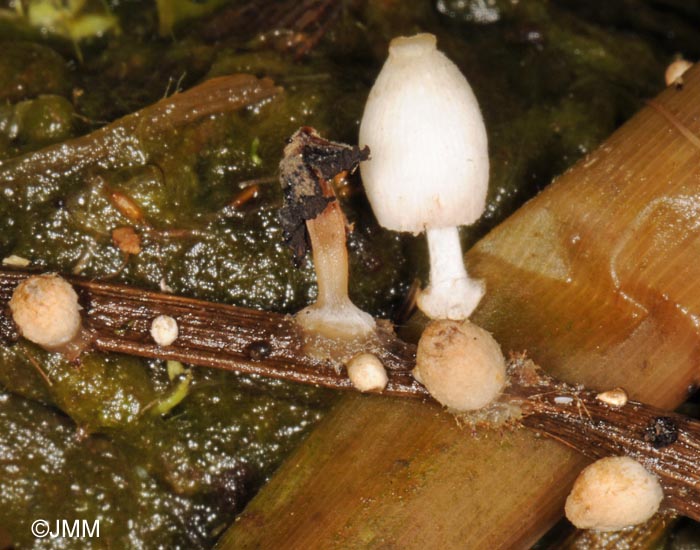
[
  {"x1": 10, "y1": 274, "x2": 82, "y2": 349},
  {"x1": 414, "y1": 319, "x2": 506, "y2": 411},
  {"x1": 359, "y1": 33, "x2": 489, "y2": 233},
  {"x1": 565, "y1": 456, "x2": 663, "y2": 532},
  {"x1": 150, "y1": 315, "x2": 179, "y2": 347},
  {"x1": 346, "y1": 353, "x2": 388, "y2": 392}
]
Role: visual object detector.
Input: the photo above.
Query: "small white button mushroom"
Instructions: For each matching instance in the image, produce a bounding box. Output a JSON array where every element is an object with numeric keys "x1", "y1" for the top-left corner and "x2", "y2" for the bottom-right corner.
[
  {"x1": 665, "y1": 58, "x2": 693, "y2": 87},
  {"x1": 554, "y1": 395, "x2": 574, "y2": 406},
  {"x1": 359, "y1": 33, "x2": 489, "y2": 320},
  {"x1": 9, "y1": 274, "x2": 82, "y2": 350},
  {"x1": 565, "y1": 456, "x2": 663, "y2": 532},
  {"x1": 595, "y1": 387, "x2": 628, "y2": 408},
  {"x1": 346, "y1": 353, "x2": 388, "y2": 392},
  {"x1": 150, "y1": 315, "x2": 179, "y2": 347},
  {"x1": 2, "y1": 255, "x2": 31, "y2": 267},
  {"x1": 414, "y1": 319, "x2": 506, "y2": 411}
]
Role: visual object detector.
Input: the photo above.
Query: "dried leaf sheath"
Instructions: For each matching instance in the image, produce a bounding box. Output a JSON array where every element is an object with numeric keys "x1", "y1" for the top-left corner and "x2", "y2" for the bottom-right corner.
[
  {"x1": 506, "y1": 359, "x2": 700, "y2": 522},
  {"x1": 0, "y1": 269, "x2": 423, "y2": 398}
]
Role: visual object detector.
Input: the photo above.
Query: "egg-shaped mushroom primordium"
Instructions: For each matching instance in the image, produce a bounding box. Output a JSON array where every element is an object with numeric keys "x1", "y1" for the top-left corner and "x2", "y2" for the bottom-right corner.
[
  {"x1": 665, "y1": 58, "x2": 693, "y2": 87},
  {"x1": 359, "y1": 33, "x2": 489, "y2": 320},
  {"x1": 10, "y1": 273, "x2": 82, "y2": 350},
  {"x1": 346, "y1": 353, "x2": 388, "y2": 392},
  {"x1": 565, "y1": 456, "x2": 663, "y2": 532},
  {"x1": 414, "y1": 319, "x2": 506, "y2": 411},
  {"x1": 151, "y1": 314, "x2": 179, "y2": 347}
]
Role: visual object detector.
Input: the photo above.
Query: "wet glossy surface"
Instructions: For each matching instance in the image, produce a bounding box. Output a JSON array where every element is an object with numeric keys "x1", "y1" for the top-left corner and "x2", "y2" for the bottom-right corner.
[{"x1": 0, "y1": 0, "x2": 697, "y2": 547}]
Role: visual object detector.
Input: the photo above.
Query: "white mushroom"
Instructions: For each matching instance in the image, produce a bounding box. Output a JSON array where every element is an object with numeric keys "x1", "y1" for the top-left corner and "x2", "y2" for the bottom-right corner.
[
  {"x1": 150, "y1": 314, "x2": 179, "y2": 347},
  {"x1": 595, "y1": 387, "x2": 628, "y2": 408},
  {"x1": 359, "y1": 33, "x2": 489, "y2": 320},
  {"x1": 2, "y1": 255, "x2": 31, "y2": 267},
  {"x1": 346, "y1": 353, "x2": 388, "y2": 392},
  {"x1": 565, "y1": 456, "x2": 663, "y2": 532},
  {"x1": 665, "y1": 58, "x2": 693, "y2": 87},
  {"x1": 10, "y1": 273, "x2": 82, "y2": 351},
  {"x1": 414, "y1": 319, "x2": 506, "y2": 411}
]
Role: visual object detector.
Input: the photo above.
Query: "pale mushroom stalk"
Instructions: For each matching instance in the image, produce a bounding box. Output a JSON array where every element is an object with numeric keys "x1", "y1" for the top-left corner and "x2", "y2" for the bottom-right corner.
[
  {"x1": 419, "y1": 226, "x2": 485, "y2": 320},
  {"x1": 299, "y1": 191, "x2": 375, "y2": 339},
  {"x1": 279, "y1": 127, "x2": 375, "y2": 341},
  {"x1": 307, "y1": 200, "x2": 349, "y2": 311}
]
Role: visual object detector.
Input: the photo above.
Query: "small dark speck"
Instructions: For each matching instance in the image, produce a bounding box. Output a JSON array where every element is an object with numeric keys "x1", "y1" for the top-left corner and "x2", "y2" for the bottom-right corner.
[
  {"x1": 643, "y1": 416, "x2": 678, "y2": 448},
  {"x1": 75, "y1": 287, "x2": 93, "y2": 312},
  {"x1": 246, "y1": 341, "x2": 272, "y2": 361}
]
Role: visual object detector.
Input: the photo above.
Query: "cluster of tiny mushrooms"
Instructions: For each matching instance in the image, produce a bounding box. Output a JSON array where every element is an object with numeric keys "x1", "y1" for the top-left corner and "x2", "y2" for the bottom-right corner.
[{"x1": 5, "y1": 34, "x2": 698, "y2": 533}]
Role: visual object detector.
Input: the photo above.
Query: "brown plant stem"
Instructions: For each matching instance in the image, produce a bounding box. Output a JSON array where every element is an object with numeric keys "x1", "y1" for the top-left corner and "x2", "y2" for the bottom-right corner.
[
  {"x1": 0, "y1": 269, "x2": 422, "y2": 398},
  {"x1": 199, "y1": 0, "x2": 341, "y2": 58},
  {"x1": 506, "y1": 359, "x2": 700, "y2": 521},
  {"x1": 4, "y1": 268, "x2": 700, "y2": 519}
]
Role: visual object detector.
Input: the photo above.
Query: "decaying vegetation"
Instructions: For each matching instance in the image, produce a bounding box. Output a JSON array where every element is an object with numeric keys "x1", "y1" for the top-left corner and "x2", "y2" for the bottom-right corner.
[{"x1": 2, "y1": 1, "x2": 700, "y2": 548}]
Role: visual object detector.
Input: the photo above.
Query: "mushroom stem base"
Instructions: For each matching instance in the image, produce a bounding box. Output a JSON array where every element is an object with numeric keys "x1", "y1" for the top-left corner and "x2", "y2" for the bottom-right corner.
[
  {"x1": 417, "y1": 226, "x2": 484, "y2": 320},
  {"x1": 295, "y1": 299, "x2": 375, "y2": 341}
]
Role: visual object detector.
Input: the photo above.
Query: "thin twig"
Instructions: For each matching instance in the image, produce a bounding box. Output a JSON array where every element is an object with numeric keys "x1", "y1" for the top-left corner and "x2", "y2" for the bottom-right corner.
[
  {"x1": 0, "y1": 269, "x2": 424, "y2": 398},
  {"x1": 17, "y1": 347, "x2": 53, "y2": 387},
  {"x1": 506, "y1": 357, "x2": 700, "y2": 522},
  {"x1": 198, "y1": 0, "x2": 341, "y2": 58}
]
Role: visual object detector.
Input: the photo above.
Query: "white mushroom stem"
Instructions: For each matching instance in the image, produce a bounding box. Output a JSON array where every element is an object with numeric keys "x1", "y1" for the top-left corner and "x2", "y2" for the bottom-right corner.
[
  {"x1": 308, "y1": 201, "x2": 350, "y2": 310},
  {"x1": 417, "y1": 226, "x2": 484, "y2": 320},
  {"x1": 296, "y1": 199, "x2": 375, "y2": 339}
]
